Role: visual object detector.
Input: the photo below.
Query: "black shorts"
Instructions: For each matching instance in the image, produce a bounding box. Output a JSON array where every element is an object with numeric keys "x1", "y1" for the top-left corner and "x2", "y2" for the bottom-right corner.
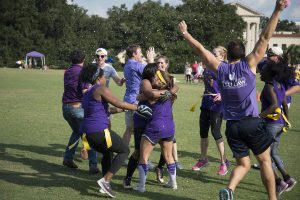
[
  {"x1": 199, "y1": 108, "x2": 223, "y2": 140},
  {"x1": 225, "y1": 117, "x2": 273, "y2": 158}
]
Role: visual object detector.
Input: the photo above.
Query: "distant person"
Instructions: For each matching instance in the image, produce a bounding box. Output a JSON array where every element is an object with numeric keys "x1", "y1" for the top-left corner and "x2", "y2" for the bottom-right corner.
[
  {"x1": 185, "y1": 65, "x2": 192, "y2": 84},
  {"x1": 61, "y1": 50, "x2": 99, "y2": 174},
  {"x1": 178, "y1": 1, "x2": 288, "y2": 199},
  {"x1": 191, "y1": 61, "x2": 198, "y2": 77}
]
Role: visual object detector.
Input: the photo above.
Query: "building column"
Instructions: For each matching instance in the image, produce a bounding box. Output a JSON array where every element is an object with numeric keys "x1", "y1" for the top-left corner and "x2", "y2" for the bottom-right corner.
[{"x1": 246, "y1": 22, "x2": 251, "y2": 54}]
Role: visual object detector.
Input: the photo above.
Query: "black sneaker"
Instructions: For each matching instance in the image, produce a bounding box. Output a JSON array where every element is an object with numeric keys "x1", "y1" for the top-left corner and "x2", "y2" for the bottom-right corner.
[
  {"x1": 89, "y1": 167, "x2": 100, "y2": 174},
  {"x1": 123, "y1": 177, "x2": 132, "y2": 189},
  {"x1": 63, "y1": 160, "x2": 78, "y2": 169},
  {"x1": 219, "y1": 188, "x2": 234, "y2": 200},
  {"x1": 97, "y1": 178, "x2": 115, "y2": 198}
]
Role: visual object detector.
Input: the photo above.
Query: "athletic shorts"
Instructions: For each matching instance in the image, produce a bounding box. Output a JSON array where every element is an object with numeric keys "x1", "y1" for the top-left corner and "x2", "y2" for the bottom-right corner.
[
  {"x1": 225, "y1": 117, "x2": 273, "y2": 158},
  {"x1": 142, "y1": 134, "x2": 174, "y2": 145},
  {"x1": 125, "y1": 110, "x2": 134, "y2": 128}
]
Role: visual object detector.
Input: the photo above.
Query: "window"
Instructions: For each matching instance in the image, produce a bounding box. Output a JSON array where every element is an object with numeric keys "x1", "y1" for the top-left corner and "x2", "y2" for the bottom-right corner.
[
  {"x1": 282, "y1": 44, "x2": 287, "y2": 50},
  {"x1": 273, "y1": 44, "x2": 278, "y2": 47}
]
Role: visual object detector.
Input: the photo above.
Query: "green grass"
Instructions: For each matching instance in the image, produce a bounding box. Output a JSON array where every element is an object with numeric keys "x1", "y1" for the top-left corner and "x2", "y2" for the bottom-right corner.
[{"x1": 0, "y1": 68, "x2": 299, "y2": 200}]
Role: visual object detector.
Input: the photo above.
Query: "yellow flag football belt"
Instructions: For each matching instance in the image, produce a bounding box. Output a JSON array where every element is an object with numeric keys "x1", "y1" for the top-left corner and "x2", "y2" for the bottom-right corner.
[
  {"x1": 266, "y1": 107, "x2": 291, "y2": 133},
  {"x1": 156, "y1": 70, "x2": 167, "y2": 85}
]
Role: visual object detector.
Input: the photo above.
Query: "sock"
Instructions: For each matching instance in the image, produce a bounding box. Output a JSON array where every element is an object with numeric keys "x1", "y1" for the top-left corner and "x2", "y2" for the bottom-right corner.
[
  {"x1": 167, "y1": 163, "x2": 176, "y2": 184},
  {"x1": 157, "y1": 153, "x2": 166, "y2": 169},
  {"x1": 125, "y1": 155, "x2": 139, "y2": 179},
  {"x1": 138, "y1": 164, "x2": 148, "y2": 188}
]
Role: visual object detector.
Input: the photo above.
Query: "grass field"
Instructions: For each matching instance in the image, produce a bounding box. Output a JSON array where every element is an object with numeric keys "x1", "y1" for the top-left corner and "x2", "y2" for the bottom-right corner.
[{"x1": 0, "y1": 68, "x2": 299, "y2": 200}]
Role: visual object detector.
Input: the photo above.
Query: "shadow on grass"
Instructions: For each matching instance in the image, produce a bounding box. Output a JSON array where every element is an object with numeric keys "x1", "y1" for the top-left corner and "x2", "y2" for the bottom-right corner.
[{"x1": 0, "y1": 143, "x2": 265, "y2": 198}]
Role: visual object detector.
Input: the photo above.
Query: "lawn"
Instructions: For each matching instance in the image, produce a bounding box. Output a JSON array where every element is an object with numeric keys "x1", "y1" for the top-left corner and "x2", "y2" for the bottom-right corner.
[{"x1": 0, "y1": 68, "x2": 299, "y2": 200}]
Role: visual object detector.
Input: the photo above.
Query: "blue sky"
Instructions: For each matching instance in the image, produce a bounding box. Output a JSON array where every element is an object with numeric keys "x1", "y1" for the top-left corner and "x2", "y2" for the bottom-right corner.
[{"x1": 68, "y1": 0, "x2": 300, "y2": 22}]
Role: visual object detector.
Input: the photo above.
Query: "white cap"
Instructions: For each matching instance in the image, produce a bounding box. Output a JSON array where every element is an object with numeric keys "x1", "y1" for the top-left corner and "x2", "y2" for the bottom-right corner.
[
  {"x1": 95, "y1": 48, "x2": 108, "y2": 56},
  {"x1": 267, "y1": 47, "x2": 283, "y2": 57}
]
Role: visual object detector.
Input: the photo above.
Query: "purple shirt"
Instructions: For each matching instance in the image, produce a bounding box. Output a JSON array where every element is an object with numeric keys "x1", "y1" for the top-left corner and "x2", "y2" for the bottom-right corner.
[
  {"x1": 201, "y1": 68, "x2": 222, "y2": 112},
  {"x1": 62, "y1": 64, "x2": 87, "y2": 103},
  {"x1": 282, "y1": 78, "x2": 299, "y2": 104},
  {"x1": 217, "y1": 59, "x2": 259, "y2": 120},
  {"x1": 260, "y1": 80, "x2": 285, "y2": 124},
  {"x1": 80, "y1": 84, "x2": 109, "y2": 134},
  {"x1": 123, "y1": 59, "x2": 145, "y2": 104},
  {"x1": 144, "y1": 99, "x2": 175, "y2": 140}
]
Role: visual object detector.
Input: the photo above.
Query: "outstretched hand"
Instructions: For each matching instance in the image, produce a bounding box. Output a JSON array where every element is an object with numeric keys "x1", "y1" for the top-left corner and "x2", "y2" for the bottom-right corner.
[
  {"x1": 178, "y1": 21, "x2": 188, "y2": 34},
  {"x1": 275, "y1": 0, "x2": 289, "y2": 11},
  {"x1": 147, "y1": 47, "x2": 155, "y2": 63}
]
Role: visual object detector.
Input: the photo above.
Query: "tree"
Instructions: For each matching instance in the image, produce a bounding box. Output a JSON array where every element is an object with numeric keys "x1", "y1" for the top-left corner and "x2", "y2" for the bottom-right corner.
[
  {"x1": 260, "y1": 16, "x2": 298, "y2": 33},
  {"x1": 287, "y1": 45, "x2": 300, "y2": 67}
]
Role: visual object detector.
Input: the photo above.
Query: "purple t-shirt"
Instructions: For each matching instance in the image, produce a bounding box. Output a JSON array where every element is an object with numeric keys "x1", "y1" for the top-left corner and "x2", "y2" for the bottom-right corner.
[
  {"x1": 80, "y1": 84, "x2": 109, "y2": 134},
  {"x1": 123, "y1": 59, "x2": 145, "y2": 104},
  {"x1": 217, "y1": 59, "x2": 259, "y2": 120},
  {"x1": 62, "y1": 64, "x2": 88, "y2": 103},
  {"x1": 201, "y1": 68, "x2": 222, "y2": 112},
  {"x1": 260, "y1": 80, "x2": 285, "y2": 124},
  {"x1": 282, "y1": 78, "x2": 299, "y2": 104},
  {"x1": 144, "y1": 99, "x2": 175, "y2": 140}
]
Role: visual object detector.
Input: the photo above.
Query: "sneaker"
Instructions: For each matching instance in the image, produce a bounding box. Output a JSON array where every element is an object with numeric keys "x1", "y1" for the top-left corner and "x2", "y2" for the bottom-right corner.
[
  {"x1": 252, "y1": 163, "x2": 260, "y2": 170},
  {"x1": 276, "y1": 180, "x2": 288, "y2": 196},
  {"x1": 147, "y1": 160, "x2": 155, "y2": 170},
  {"x1": 225, "y1": 159, "x2": 231, "y2": 168},
  {"x1": 285, "y1": 178, "x2": 297, "y2": 192},
  {"x1": 192, "y1": 158, "x2": 209, "y2": 171},
  {"x1": 176, "y1": 161, "x2": 183, "y2": 170},
  {"x1": 133, "y1": 184, "x2": 145, "y2": 193},
  {"x1": 123, "y1": 177, "x2": 132, "y2": 189},
  {"x1": 164, "y1": 181, "x2": 177, "y2": 190},
  {"x1": 155, "y1": 167, "x2": 164, "y2": 183},
  {"x1": 63, "y1": 160, "x2": 78, "y2": 169},
  {"x1": 89, "y1": 167, "x2": 100, "y2": 174},
  {"x1": 218, "y1": 163, "x2": 228, "y2": 176},
  {"x1": 97, "y1": 178, "x2": 115, "y2": 198},
  {"x1": 219, "y1": 188, "x2": 234, "y2": 200}
]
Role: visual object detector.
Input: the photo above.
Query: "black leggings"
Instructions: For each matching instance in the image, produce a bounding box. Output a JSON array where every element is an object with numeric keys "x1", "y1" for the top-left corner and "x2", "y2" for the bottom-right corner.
[
  {"x1": 199, "y1": 109, "x2": 223, "y2": 140},
  {"x1": 86, "y1": 130, "x2": 129, "y2": 175}
]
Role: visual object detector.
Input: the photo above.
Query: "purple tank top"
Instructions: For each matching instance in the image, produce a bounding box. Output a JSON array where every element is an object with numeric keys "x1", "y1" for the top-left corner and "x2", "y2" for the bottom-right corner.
[
  {"x1": 260, "y1": 80, "x2": 285, "y2": 124},
  {"x1": 217, "y1": 59, "x2": 258, "y2": 120},
  {"x1": 80, "y1": 84, "x2": 109, "y2": 134},
  {"x1": 201, "y1": 68, "x2": 222, "y2": 112},
  {"x1": 144, "y1": 99, "x2": 175, "y2": 140}
]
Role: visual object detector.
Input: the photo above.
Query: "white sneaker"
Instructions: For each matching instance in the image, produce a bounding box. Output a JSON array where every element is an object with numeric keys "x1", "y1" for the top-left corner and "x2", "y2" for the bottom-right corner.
[
  {"x1": 133, "y1": 184, "x2": 145, "y2": 193},
  {"x1": 164, "y1": 181, "x2": 177, "y2": 190}
]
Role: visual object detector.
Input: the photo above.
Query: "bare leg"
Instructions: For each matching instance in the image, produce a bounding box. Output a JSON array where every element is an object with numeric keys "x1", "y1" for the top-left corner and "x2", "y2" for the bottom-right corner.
[
  {"x1": 255, "y1": 147, "x2": 276, "y2": 200},
  {"x1": 200, "y1": 137, "x2": 208, "y2": 159},
  {"x1": 161, "y1": 141, "x2": 175, "y2": 165},
  {"x1": 228, "y1": 156, "x2": 251, "y2": 192},
  {"x1": 216, "y1": 138, "x2": 226, "y2": 163},
  {"x1": 172, "y1": 142, "x2": 178, "y2": 161}
]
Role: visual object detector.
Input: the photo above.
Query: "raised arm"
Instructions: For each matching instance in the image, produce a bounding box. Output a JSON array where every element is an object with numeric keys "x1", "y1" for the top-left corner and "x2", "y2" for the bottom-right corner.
[
  {"x1": 94, "y1": 86, "x2": 137, "y2": 111},
  {"x1": 178, "y1": 21, "x2": 220, "y2": 73},
  {"x1": 247, "y1": 0, "x2": 287, "y2": 73}
]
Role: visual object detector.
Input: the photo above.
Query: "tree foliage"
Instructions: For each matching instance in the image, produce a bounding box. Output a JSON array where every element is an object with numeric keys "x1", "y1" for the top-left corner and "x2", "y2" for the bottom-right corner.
[
  {"x1": 0, "y1": 0, "x2": 248, "y2": 72},
  {"x1": 260, "y1": 16, "x2": 298, "y2": 33}
]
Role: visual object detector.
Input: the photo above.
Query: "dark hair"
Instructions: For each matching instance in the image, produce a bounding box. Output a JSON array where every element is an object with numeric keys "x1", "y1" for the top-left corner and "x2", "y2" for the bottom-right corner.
[
  {"x1": 80, "y1": 63, "x2": 103, "y2": 84},
  {"x1": 126, "y1": 44, "x2": 141, "y2": 58},
  {"x1": 70, "y1": 50, "x2": 85, "y2": 64},
  {"x1": 227, "y1": 41, "x2": 245, "y2": 61},
  {"x1": 142, "y1": 63, "x2": 158, "y2": 82},
  {"x1": 260, "y1": 54, "x2": 294, "y2": 83}
]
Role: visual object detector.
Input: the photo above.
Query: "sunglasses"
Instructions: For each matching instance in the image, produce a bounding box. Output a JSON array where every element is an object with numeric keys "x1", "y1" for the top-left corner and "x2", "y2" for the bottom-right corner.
[{"x1": 96, "y1": 55, "x2": 106, "y2": 59}]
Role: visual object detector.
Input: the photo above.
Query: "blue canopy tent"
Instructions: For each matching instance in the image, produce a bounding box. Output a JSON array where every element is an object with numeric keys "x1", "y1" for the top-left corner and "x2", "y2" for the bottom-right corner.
[{"x1": 25, "y1": 51, "x2": 46, "y2": 68}]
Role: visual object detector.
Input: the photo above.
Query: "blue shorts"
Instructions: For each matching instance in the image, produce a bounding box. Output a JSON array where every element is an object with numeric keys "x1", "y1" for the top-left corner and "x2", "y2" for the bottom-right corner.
[{"x1": 225, "y1": 117, "x2": 273, "y2": 158}]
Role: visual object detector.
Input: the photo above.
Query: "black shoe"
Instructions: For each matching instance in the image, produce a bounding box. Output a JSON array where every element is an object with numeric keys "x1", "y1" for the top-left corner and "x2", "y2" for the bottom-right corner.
[
  {"x1": 63, "y1": 160, "x2": 78, "y2": 169},
  {"x1": 89, "y1": 167, "x2": 100, "y2": 174}
]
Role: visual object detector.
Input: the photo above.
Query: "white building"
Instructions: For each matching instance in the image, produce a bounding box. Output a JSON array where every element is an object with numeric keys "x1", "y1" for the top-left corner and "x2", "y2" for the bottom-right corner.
[{"x1": 231, "y1": 2, "x2": 300, "y2": 53}]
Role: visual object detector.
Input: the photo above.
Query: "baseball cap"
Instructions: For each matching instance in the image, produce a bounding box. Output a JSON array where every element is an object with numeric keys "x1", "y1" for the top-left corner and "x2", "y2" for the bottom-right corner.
[
  {"x1": 95, "y1": 48, "x2": 108, "y2": 56},
  {"x1": 267, "y1": 47, "x2": 283, "y2": 58}
]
